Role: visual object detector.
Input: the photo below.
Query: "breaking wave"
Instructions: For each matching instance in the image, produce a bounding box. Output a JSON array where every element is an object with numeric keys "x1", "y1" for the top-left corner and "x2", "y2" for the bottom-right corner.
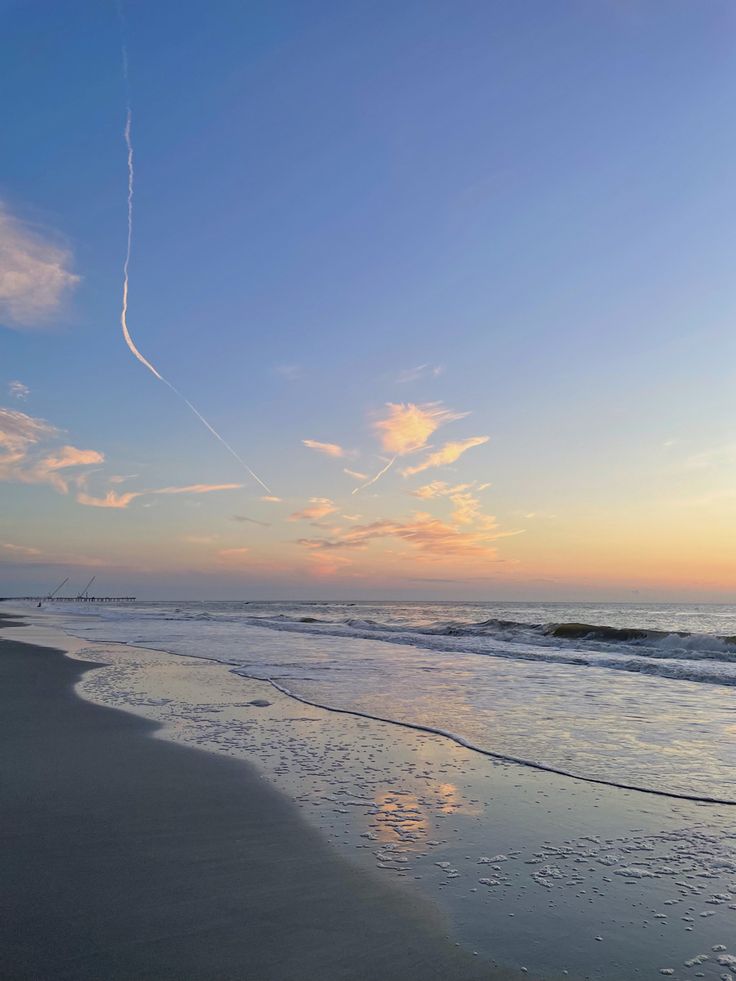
[{"x1": 237, "y1": 613, "x2": 736, "y2": 687}]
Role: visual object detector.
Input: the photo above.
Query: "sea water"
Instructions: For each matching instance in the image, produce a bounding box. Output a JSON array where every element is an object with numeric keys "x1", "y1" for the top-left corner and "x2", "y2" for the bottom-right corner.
[{"x1": 26, "y1": 599, "x2": 736, "y2": 803}]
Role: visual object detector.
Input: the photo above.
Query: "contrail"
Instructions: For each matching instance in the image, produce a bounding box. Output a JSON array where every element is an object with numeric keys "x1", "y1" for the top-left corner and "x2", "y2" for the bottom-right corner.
[
  {"x1": 118, "y1": 39, "x2": 272, "y2": 494},
  {"x1": 352, "y1": 456, "x2": 396, "y2": 495}
]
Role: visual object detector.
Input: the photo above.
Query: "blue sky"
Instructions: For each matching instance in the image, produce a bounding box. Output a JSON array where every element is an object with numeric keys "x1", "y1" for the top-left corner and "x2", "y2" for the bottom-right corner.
[{"x1": 2, "y1": 0, "x2": 736, "y2": 599}]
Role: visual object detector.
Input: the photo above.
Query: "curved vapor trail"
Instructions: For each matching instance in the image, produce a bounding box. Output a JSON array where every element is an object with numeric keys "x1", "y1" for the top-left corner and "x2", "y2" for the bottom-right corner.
[
  {"x1": 119, "y1": 73, "x2": 272, "y2": 494},
  {"x1": 352, "y1": 456, "x2": 396, "y2": 495}
]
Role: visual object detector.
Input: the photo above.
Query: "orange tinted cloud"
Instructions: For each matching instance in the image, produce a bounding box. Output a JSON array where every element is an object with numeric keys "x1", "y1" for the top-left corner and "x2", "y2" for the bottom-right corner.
[
  {"x1": 302, "y1": 439, "x2": 348, "y2": 458},
  {"x1": 411, "y1": 480, "x2": 493, "y2": 525},
  {"x1": 374, "y1": 402, "x2": 467, "y2": 456},
  {"x1": 0, "y1": 409, "x2": 105, "y2": 493},
  {"x1": 402, "y1": 436, "x2": 489, "y2": 477},
  {"x1": 76, "y1": 482, "x2": 243, "y2": 509},
  {"x1": 76, "y1": 489, "x2": 140, "y2": 509},
  {"x1": 298, "y1": 512, "x2": 506, "y2": 557},
  {"x1": 288, "y1": 497, "x2": 339, "y2": 521},
  {"x1": 354, "y1": 402, "x2": 469, "y2": 494},
  {"x1": 154, "y1": 483, "x2": 242, "y2": 495}
]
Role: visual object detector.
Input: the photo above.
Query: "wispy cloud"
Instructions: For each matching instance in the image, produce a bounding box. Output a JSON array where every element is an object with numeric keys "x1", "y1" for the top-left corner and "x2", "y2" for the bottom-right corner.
[
  {"x1": 355, "y1": 402, "x2": 468, "y2": 493},
  {"x1": 109, "y1": 473, "x2": 138, "y2": 484},
  {"x1": 261, "y1": 495, "x2": 282, "y2": 503},
  {"x1": 302, "y1": 439, "x2": 349, "y2": 458},
  {"x1": 75, "y1": 482, "x2": 243, "y2": 509},
  {"x1": 35, "y1": 446, "x2": 106, "y2": 492},
  {"x1": 343, "y1": 467, "x2": 368, "y2": 481},
  {"x1": 411, "y1": 479, "x2": 501, "y2": 531},
  {"x1": 8, "y1": 380, "x2": 29, "y2": 400},
  {"x1": 0, "y1": 406, "x2": 266, "y2": 515},
  {"x1": 0, "y1": 407, "x2": 57, "y2": 458},
  {"x1": 1, "y1": 542, "x2": 41, "y2": 556},
  {"x1": 402, "y1": 435, "x2": 489, "y2": 477},
  {"x1": 155, "y1": 483, "x2": 242, "y2": 496},
  {"x1": 299, "y1": 464, "x2": 516, "y2": 563},
  {"x1": 218, "y1": 546, "x2": 250, "y2": 557},
  {"x1": 298, "y1": 512, "x2": 509, "y2": 557},
  {"x1": 0, "y1": 407, "x2": 104, "y2": 493},
  {"x1": 232, "y1": 514, "x2": 271, "y2": 527},
  {"x1": 288, "y1": 497, "x2": 338, "y2": 521},
  {"x1": 411, "y1": 480, "x2": 473, "y2": 499},
  {"x1": 75, "y1": 488, "x2": 141, "y2": 509},
  {"x1": 43, "y1": 446, "x2": 104, "y2": 472},
  {"x1": 395, "y1": 364, "x2": 444, "y2": 383},
  {"x1": 0, "y1": 202, "x2": 80, "y2": 329},
  {"x1": 375, "y1": 402, "x2": 467, "y2": 456},
  {"x1": 0, "y1": 545, "x2": 107, "y2": 569}
]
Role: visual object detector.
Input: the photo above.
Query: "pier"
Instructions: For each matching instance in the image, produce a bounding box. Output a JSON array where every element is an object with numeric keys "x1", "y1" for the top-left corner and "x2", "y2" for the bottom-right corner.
[
  {"x1": 0, "y1": 596, "x2": 135, "y2": 603},
  {"x1": 0, "y1": 596, "x2": 136, "y2": 604},
  {"x1": 0, "y1": 577, "x2": 135, "y2": 605}
]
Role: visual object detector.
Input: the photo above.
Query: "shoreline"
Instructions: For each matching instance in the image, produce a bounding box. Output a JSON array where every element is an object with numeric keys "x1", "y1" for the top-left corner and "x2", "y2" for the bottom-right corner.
[
  {"x1": 0, "y1": 615, "x2": 499, "y2": 981},
  {"x1": 5, "y1": 609, "x2": 736, "y2": 981}
]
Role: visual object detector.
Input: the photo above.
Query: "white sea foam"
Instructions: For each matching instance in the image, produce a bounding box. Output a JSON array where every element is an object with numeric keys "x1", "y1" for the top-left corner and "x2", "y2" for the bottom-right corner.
[{"x1": 18, "y1": 599, "x2": 736, "y2": 803}]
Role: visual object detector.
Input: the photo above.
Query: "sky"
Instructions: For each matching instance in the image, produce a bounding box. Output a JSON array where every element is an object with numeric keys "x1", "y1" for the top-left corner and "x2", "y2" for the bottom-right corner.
[{"x1": 2, "y1": 0, "x2": 736, "y2": 601}]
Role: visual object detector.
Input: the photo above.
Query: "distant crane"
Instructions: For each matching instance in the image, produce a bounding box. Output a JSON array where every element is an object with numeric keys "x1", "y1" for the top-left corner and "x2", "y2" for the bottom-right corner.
[
  {"x1": 77, "y1": 576, "x2": 96, "y2": 600},
  {"x1": 47, "y1": 577, "x2": 69, "y2": 600}
]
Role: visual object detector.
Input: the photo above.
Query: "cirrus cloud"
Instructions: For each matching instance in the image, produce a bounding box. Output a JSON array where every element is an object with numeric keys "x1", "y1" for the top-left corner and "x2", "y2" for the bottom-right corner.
[
  {"x1": 395, "y1": 364, "x2": 444, "y2": 383},
  {"x1": 75, "y1": 482, "x2": 243, "y2": 509},
  {"x1": 0, "y1": 407, "x2": 102, "y2": 493},
  {"x1": 374, "y1": 402, "x2": 467, "y2": 456},
  {"x1": 0, "y1": 202, "x2": 80, "y2": 330},
  {"x1": 288, "y1": 497, "x2": 338, "y2": 522},
  {"x1": 8, "y1": 380, "x2": 30, "y2": 400},
  {"x1": 302, "y1": 439, "x2": 349, "y2": 458},
  {"x1": 354, "y1": 402, "x2": 469, "y2": 494},
  {"x1": 2, "y1": 542, "x2": 41, "y2": 556},
  {"x1": 298, "y1": 512, "x2": 507, "y2": 557},
  {"x1": 402, "y1": 435, "x2": 489, "y2": 477}
]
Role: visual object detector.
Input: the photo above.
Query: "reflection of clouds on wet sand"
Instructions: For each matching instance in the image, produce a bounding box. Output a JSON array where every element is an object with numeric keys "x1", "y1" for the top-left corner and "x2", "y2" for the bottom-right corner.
[
  {"x1": 371, "y1": 791, "x2": 428, "y2": 843},
  {"x1": 436, "y1": 781, "x2": 483, "y2": 816}
]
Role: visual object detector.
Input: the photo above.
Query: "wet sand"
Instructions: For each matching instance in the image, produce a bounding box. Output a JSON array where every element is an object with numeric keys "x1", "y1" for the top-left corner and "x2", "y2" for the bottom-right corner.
[{"x1": 0, "y1": 617, "x2": 497, "y2": 981}]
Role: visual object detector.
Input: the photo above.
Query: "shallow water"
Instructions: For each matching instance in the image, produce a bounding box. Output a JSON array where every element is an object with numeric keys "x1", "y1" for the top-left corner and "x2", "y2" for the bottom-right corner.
[{"x1": 18, "y1": 599, "x2": 736, "y2": 802}]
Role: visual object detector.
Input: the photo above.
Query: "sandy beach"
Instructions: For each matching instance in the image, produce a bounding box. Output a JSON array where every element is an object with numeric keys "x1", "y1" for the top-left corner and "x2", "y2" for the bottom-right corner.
[{"x1": 0, "y1": 614, "x2": 500, "y2": 981}]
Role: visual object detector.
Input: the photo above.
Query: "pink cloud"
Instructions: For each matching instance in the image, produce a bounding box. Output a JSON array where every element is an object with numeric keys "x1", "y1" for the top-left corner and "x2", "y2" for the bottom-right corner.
[
  {"x1": 302, "y1": 439, "x2": 348, "y2": 458},
  {"x1": 288, "y1": 497, "x2": 339, "y2": 521}
]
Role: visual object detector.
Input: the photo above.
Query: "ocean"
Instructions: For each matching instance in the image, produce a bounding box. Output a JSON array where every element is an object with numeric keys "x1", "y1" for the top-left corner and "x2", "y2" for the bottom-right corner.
[{"x1": 33, "y1": 599, "x2": 736, "y2": 804}]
